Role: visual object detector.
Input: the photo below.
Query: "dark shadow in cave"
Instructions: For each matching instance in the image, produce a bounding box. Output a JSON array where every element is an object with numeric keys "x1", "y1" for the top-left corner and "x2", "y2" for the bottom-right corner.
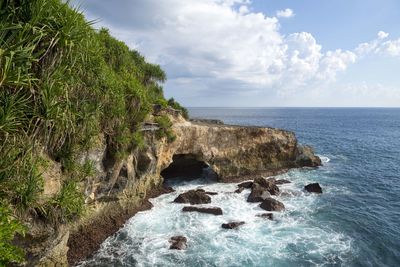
[{"x1": 161, "y1": 154, "x2": 218, "y2": 186}]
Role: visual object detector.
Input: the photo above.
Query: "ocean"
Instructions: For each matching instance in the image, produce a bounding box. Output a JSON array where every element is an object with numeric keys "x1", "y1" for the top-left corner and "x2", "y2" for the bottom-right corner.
[{"x1": 80, "y1": 108, "x2": 400, "y2": 267}]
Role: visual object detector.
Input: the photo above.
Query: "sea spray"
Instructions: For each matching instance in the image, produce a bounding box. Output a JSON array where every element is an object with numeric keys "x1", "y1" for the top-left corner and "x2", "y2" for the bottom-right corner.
[{"x1": 79, "y1": 164, "x2": 352, "y2": 267}]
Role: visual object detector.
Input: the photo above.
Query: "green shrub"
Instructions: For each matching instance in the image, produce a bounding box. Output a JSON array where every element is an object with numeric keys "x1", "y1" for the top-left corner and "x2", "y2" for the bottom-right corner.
[
  {"x1": 155, "y1": 115, "x2": 176, "y2": 143},
  {"x1": 0, "y1": 203, "x2": 26, "y2": 265},
  {"x1": 168, "y1": 98, "x2": 189, "y2": 119}
]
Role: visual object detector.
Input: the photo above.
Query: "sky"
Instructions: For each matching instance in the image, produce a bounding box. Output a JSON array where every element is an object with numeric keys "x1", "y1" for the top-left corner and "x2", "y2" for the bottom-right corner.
[{"x1": 73, "y1": 0, "x2": 400, "y2": 107}]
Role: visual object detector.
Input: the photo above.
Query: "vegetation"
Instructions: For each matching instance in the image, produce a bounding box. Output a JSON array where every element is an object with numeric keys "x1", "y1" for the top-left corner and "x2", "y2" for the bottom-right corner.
[
  {"x1": 168, "y1": 97, "x2": 189, "y2": 119},
  {"x1": 0, "y1": 0, "x2": 185, "y2": 264},
  {"x1": 155, "y1": 115, "x2": 176, "y2": 143}
]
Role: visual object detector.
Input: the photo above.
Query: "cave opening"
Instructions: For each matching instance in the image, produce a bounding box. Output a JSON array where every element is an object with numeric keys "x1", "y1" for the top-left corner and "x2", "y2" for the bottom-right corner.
[{"x1": 161, "y1": 154, "x2": 218, "y2": 185}]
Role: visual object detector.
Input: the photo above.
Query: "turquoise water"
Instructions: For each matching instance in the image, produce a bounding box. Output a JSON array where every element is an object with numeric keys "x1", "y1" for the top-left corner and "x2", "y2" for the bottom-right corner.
[{"x1": 80, "y1": 108, "x2": 400, "y2": 267}]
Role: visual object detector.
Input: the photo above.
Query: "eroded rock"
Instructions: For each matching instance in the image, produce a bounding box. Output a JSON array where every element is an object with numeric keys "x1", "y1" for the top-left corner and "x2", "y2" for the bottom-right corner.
[
  {"x1": 259, "y1": 197, "x2": 285, "y2": 211},
  {"x1": 304, "y1": 183, "x2": 323, "y2": 194},
  {"x1": 221, "y1": 221, "x2": 245, "y2": 229},
  {"x1": 247, "y1": 183, "x2": 271, "y2": 202},
  {"x1": 237, "y1": 181, "x2": 253, "y2": 188},
  {"x1": 182, "y1": 206, "x2": 223, "y2": 215},
  {"x1": 256, "y1": 213, "x2": 273, "y2": 220},
  {"x1": 275, "y1": 179, "x2": 291, "y2": 185},
  {"x1": 169, "y1": 236, "x2": 187, "y2": 250},
  {"x1": 173, "y1": 189, "x2": 211, "y2": 205}
]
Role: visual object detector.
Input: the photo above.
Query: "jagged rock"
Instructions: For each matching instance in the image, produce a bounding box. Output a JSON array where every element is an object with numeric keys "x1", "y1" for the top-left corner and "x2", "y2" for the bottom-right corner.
[
  {"x1": 296, "y1": 145, "x2": 322, "y2": 167},
  {"x1": 173, "y1": 189, "x2": 211, "y2": 205},
  {"x1": 259, "y1": 197, "x2": 285, "y2": 211},
  {"x1": 247, "y1": 183, "x2": 271, "y2": 202},
  {"x1": 169, "y1": 236, "x2": 187, "y2": 250},
  {"x1": 256, "y1": 213, "x2": 273, "y2": 220},
  {"x1": 275, "y1": 179, "x2": 291, "y2": 185},
  {"x1": 253, "y1": 177, "x2": 280, "y2": 195},
  {"x1": 235, "y1": 187, "x2": 244, "y2": 193},
  {"x1": 221, "y1": 221, "x2": 245, "y2": 229},
  {"x1": 304, "y1": 183, "x2": 323, "y2": 194},
  {"x1": 182, "y1": 206, "x2": 223, "y2": 215},
  {"x1": 237, "y1": 181, "x2": 253, "y2": 188}
]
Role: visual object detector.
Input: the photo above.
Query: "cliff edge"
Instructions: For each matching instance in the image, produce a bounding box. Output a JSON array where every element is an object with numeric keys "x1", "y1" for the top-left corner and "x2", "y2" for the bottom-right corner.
[{"x1": 25, "y1": 111, "x2": 320, "y2": 266}]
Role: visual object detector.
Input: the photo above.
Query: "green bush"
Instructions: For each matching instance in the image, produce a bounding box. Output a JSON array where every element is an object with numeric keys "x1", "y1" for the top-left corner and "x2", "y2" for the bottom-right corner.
[
  {"x1": 155, "y1": 115, "x2": 176, "y2": 143},
  {"x1": 0, "y1": 204, "x2": 26, "y2": 265},
  {"x1": 168, "y1": 98, "x2": 189, "y2": 119}
]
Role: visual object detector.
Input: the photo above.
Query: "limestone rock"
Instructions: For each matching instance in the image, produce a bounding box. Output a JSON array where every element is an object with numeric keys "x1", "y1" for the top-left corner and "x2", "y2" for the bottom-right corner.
[
  {"x1": 221, "y1": 221, "x2": 245, "y2": 229},
  {"x1": 169, "y1": 236, "x2": 187, "y2": 250},
  {"x1": 259, "y1": 197, "x2": 285, "y2": 211},
  {"x1": 304, "y1": 183, "x2": 323, "y2": 194},
  {"x1": 182, "y1": 206, "x2": 223, "y2": 215},
  {"x1": 173, "y1": 189, "x2": 211, "y2": 205}
]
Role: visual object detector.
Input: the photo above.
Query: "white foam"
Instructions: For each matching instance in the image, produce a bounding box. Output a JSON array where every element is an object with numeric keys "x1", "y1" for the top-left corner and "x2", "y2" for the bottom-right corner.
[
  {"x1": 318, "y1": 155, "x2": 331, "y2": 163},
  {"x1": 79, "y1": 170, "x2": 353, "y2": 266}
]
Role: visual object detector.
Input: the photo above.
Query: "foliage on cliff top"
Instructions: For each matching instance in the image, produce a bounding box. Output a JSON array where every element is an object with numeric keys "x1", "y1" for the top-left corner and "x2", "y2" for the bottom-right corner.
[{"x1": 0, "y1": 0, "x2": 184, "y2": 263}]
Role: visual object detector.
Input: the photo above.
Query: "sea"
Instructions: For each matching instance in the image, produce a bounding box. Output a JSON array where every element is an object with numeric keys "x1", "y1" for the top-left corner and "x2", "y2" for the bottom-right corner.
[{"x1": 79, "y1": 108, "x2": 400, "y2": 267}]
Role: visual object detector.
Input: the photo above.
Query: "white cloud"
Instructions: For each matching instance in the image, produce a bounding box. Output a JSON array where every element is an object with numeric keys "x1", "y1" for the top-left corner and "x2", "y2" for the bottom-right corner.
[
  {"x1": 276, "y1": 8, "x2": 294, "y2": 18},
  {"x1": 356, "y1": 31, "x2": 400, "y2": 58},
  {"x1": 378, "y1": 31, "x2": 389, "y2": 39},
  {"x1": 77, "y1": 1, "x2": 399, "y2": 106}
]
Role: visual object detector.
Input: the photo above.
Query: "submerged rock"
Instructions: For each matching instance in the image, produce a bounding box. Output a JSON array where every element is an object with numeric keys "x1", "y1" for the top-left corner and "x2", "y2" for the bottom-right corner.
[
  {"x1": 247, "y1": 183, "x2": 271, "y2": 202},
  {"x1": 182, "y1": 206, "x2": 223, "y2": 215},
  {"x1": 259, "y1": 197, "x2": 285, "y2": 211},
  {"x1": 173, "y1": 189, "x2": 211, "y2": 205},
  {"x1": 256, "y1": 213, "x2": 274, "y2": 220},
  {"x1": 237, "y1": 181, "x2": 253, "y2": 188},
  {"x1": 169, "y1": 236, "x2": 187, "y2": 250},
  {"x1": 221, "y1": 221, "x2": 245, "y2": 229},
  {"x1": 204, "y1": 191, "x2": 218, "y2": 195},
  {"x1": 304, "y1": 183, "x2": 323, "y2": 194},
  {"x1": 275, "y1": 179, "x2": 291, "y2": 185},
  {"x1": 234, "y1": 187, "x2": 245, "y2": 194}
]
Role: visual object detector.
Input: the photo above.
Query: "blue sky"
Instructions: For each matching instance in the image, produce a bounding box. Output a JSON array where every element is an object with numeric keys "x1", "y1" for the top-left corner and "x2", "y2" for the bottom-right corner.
[{"x1": 74, "y1": 0, "x2": 400, "y2": 107}]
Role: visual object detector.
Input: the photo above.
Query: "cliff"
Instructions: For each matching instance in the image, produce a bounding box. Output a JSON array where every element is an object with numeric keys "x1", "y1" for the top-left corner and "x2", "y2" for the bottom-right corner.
[{"x1": 23, "y1": 112, "x2": 320, "y2": 266}]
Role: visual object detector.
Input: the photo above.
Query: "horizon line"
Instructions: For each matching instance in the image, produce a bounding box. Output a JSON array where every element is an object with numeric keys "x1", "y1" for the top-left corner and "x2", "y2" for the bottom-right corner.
[{"x1": 186, "y1": 106, "x2": 400, "y2": 109}]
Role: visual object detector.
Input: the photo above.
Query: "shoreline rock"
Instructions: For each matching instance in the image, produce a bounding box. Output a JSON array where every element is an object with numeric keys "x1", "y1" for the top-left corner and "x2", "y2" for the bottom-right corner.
[
  {"x1": 305, "y1": 183, "x2": 323, "y2": 194},
  {"x1": 259, "y1": 197, "x2": 285, "y2": 211},
  {"x1": 182, "y1": 206, "x2": 223, "y2": 215},
  {"x1": 221, "y1": 221, "x2": 245, "y2": 229},
  {"x1": 256, "y1": 213, "x2": 274, "y2": 220},
  {"x1": 173, "y1": 189, "x2": 211, "y2": 205},
  {"x1": 169, "y1": 236, "x2": 188, "y2": 250}
]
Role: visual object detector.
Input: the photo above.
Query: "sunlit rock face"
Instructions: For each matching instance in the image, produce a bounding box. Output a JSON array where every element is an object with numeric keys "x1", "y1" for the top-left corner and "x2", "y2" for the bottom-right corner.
[
  {"x1": 155, "y1": 116, "x2": 321, "y2": 183},
  {"x1": 33, "y1": 113, "x2": 320, "y2": 266}
]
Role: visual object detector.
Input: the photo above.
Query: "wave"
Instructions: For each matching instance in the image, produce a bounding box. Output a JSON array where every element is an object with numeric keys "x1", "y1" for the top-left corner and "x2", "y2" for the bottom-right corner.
[{"x1": 79, "y1": 176, "x2": 353, "y2": 267}]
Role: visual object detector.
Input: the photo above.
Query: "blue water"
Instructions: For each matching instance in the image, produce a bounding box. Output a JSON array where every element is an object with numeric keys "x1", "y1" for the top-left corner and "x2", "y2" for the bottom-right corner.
[{"x1": 81, "y1": 108, "x2": 400, "y2": 267}]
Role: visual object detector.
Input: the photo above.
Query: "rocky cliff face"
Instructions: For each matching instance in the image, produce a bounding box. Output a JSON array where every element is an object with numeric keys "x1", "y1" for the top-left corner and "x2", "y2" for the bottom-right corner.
[{"x1": 26, "y1": 113, "x2": 320, "y2": 266}]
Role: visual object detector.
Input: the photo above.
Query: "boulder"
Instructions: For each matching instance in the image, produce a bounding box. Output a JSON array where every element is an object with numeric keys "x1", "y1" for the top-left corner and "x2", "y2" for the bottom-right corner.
[
  {"x1": 237, "y1": 181, "x2": 253, "y2": 188},
  {"x1": 182, "y1": 206, "x2": 223, "y2": 215},
  {"x1": 247, "y1": 183, "x2": 270, "y2": 202},
  {"x1": 221, "y1": 221, "x2": 245, "y2": 229},
  {"x1": 259, "y1": 197, "x2": 285, "y2": 211},
  {"x1": 256, "y1": 213, "x2": 273, "y2": 220},
  {"x1": 304, "y1": 183, "x2": 322, "y2": 194},
  {"x1": 275, "y1": 179, "x2": 291, "y2": 185},
  {"x1": 173, "y1": 189, "x2": 211, "y2": 205},
  {"x1": 234, "y1": 187, "x2": 244, "y2": 194},
  {"x1": 169, "y1": 236, "x2": 187, "y2": 250},
  {"x1": 253, "y1": 177, "x2": 280, "y2": 195},
  {"x1": 296, "y1": 145, "x2": 322, "y2": 167}
]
